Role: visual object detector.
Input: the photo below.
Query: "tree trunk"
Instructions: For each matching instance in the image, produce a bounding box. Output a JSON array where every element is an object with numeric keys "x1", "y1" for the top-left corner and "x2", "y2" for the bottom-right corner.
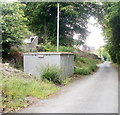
[{"x1": 44, "y1": 19, "x2": 48, "y2": 44}]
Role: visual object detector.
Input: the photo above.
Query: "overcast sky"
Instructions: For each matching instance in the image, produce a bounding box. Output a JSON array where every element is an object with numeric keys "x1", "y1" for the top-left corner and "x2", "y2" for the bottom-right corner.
[
  {"x1": 86, "y1": 17, "x2": 105, "y2": 49},
  {"x1": 74, "y1": 17, "x2": 105, "y2": 49},
  {"x1": 1, "y1": 0, "x2": 17, "y2": 2}
]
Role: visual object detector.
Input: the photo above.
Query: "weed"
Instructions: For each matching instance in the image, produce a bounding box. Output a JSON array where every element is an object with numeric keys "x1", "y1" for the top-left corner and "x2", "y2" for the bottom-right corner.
[
  {"x1": 14, "y1": 60, "x2": 23, "y2": 69},
  {"x1": 62, "y1": 77, "x2": 72, "y2": 85},
  {"x1": 41, "y1": 66, "x2": 62, "y2": 85}
]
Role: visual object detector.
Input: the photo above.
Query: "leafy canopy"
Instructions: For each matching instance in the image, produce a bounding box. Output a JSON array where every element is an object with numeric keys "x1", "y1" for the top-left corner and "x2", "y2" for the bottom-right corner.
[
  {"x1": 24, "y1": 2, "x2": 103, "y2": 46},
  {"x1": 102, "y1": 2, "x2": 120, "y2": 64},
  {"x1": 1, "y1": 2, "x2": 31, "y2": 56}
]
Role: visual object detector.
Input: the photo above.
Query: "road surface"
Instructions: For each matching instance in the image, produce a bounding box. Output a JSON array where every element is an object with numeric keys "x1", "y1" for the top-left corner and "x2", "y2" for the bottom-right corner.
[{"x1": 18, "y1": 62, "x2": 118, "y2": 113}]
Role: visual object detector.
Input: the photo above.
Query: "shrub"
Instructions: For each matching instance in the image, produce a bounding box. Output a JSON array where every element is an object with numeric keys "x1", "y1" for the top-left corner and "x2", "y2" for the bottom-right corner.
[
  {"x1": 89, "y1": 64, "x2": 97, "y2": 72},
  {"x1": 59, "y1": 46, "x2": 74, "y2": 52},
  {"x1": 41, "y1": 66, "x2": 62, "y2": 85},
  {"x1": 37, "y1": 43, "x2": 56, "y2": 52},
  {"x1": 14, "y1": 60, "x2": 23, "y2": 69},
  {"x1": 37, "y1": 43, "x2": 74, "y2": 52},
  {"x1": 2, "y1": 46, "x2": 23, "y2": 69}
]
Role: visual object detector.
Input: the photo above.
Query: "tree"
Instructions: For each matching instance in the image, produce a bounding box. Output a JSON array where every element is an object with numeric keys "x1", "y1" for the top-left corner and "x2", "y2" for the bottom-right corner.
[
  {"x1": 24, "y1": 2, "x2": 103, "y2": 46},
  {"x1": 1, "y1": 2, "x2": 31, "y2": 59},
  {"x1": 96, "y1": 46, "x2": 111, "y2": 61},
  {"x1": 102, "y1": 2, "x2": 120, "y2": 64}
]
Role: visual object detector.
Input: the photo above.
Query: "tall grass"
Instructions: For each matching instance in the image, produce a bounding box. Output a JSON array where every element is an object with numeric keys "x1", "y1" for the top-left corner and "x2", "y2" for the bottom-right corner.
[
  {"x1": 41, "y1": 66, "x2": 62, "y2": 85},
  {"x1": 1, "y1": 65, "x2": 73, "y2": 112},
  {"x1": 2, "y1": 76, "x2": 59, "y2": 112},
  {"x1": 74, "y1": 57, "x2": 98, "y2": 75}
]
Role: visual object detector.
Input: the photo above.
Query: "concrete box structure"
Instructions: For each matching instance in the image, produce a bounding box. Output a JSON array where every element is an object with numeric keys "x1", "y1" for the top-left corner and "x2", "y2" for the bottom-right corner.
[
  {"x1": 24, "y1": 52, "x2": 74, "y2": 78},
  {"x1": 23, "y1": 36, "x2": 38, "y2": 51}
]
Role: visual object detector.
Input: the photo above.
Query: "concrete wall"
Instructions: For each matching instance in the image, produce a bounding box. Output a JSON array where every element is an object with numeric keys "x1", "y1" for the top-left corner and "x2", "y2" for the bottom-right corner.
[
  {"x1": 23, "y1": 37, "x2": 38, "y2": 51},
  {"x1": 60, "y1": 54, "x2": 74, "y2": 78},
  {"x1": 24, "y1": 52, "x2": 74, "y2": 78}
]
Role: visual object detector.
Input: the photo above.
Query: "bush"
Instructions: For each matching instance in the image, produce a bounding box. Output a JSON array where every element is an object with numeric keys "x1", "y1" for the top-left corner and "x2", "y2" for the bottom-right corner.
[
  {"x1": 37, "y1": 43, "x2": 56, "y2": 52},
  {"x1": 41, "y1": 66, "x2": 62, "y2": 85},
  {"x1": 59, "y1": 46, "x2": 74, "y2": 52},
  {"x1": 89, "y1": 64, "x2": 97, "y2": 72},
  {"x1": 37, "y1": 43, "x2": 74, "y2": 52}
]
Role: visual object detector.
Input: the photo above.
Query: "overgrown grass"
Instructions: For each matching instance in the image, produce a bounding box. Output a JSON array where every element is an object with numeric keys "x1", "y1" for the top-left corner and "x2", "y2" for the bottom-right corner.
[
  {"x1": 62, "y1": 77, "x2": 73, "y2": 85},
  {"x1": 41, "y1": 66, "x2": 62, "y2": 85},
  {"x1": 2, "y1": 75, "x2": 59, "y2": 113},
  {"x1": 1, "y1": 64, "x2": 74, "y2": 113},
  {"x1": 41, "y1": 66, "x2": 73, "y2": 85},
  {"x1": 74, "y1": 57, "x2": 98, "y2": 75},
  {"x1": 74, "y1": 67, "x2": 90, "y2": 75}
]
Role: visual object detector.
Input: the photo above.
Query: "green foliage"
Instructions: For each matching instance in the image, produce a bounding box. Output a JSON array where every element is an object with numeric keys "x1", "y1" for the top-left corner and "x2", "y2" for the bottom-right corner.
[
  {"x1": 2, "y1": 75, "x2": 58, "y2": 112},
  {"x1": 7, "y1": 47, "x2": 23, "y2": 69},
  {"x1": 75, "y1": 57, "x2": 86, "y2": 63},
  {"x1": 62, "y1": 77, "x2": 72, "y2": 85},
  {"x1": 74, "y1": 67, "x2": 90, "y2": 75},
  {"x1": 59, "y1": 46, "x2": 74, "y2": 52},
  {"x1": 37, "y1": 43, "x2": 74, "y2": 52},
  {"x1": 24, "y1": 2, "x2": 103, "y2": 46},
  {"x1": 37, "y1": 43, "x2": 56, "y2": 52},
  {"x1": 24, "y1": 3, "x2": 57, "y2": 44},
  {"x1": 41, "y1": 66, "x2": 62, "y2": 85},
  {"x1": 1, "y1": 2, "x2": 31, "y2": 58},
  {"x1": 102, "y1": 2, "x2": 120, "y2": 64},
  {"x1": 14, "y1": 60, "x2": 23, "y2": 69},
  {"x1": 96, "y1": 46, "x2": 111, "y2": 61},
  {"x1": 74, "y1": 57, "x2": 98, "y2": 75}
]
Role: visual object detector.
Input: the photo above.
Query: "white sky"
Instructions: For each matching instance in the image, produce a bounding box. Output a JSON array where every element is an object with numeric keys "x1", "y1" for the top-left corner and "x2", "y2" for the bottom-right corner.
[
  {"x1": 86, "y1": 17, "x2": 105, "y2": 49},
  {"x1": 1, "y1": 0, "x2": 17, "y2": 2},
  {"x1": 74, "y1": 17, "x2": 105, "y2": 49}
]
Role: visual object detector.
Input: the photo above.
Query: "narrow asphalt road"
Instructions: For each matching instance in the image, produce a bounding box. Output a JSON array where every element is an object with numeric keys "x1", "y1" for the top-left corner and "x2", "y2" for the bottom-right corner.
[{"x1": 18, "y1": 62, "x2": 118, "y2": 113}]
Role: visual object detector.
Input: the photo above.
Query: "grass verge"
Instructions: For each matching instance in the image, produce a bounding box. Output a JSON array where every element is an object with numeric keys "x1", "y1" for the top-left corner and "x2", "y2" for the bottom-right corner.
[
  {"x1": 74, "y1": 57, "x2": 100, "y2": 75},
  {"x1": 1, "y1": 74, "x2": 59, "y2": 113},
  {"x1": 1, "y1": 73, "x2": 73, "y2": 113}
]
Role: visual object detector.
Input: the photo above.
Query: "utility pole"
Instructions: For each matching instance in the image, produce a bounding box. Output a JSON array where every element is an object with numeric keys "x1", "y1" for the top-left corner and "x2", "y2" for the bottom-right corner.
[{"x1": 57, "y1": 3, "x2": 59, "y2": 52}]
